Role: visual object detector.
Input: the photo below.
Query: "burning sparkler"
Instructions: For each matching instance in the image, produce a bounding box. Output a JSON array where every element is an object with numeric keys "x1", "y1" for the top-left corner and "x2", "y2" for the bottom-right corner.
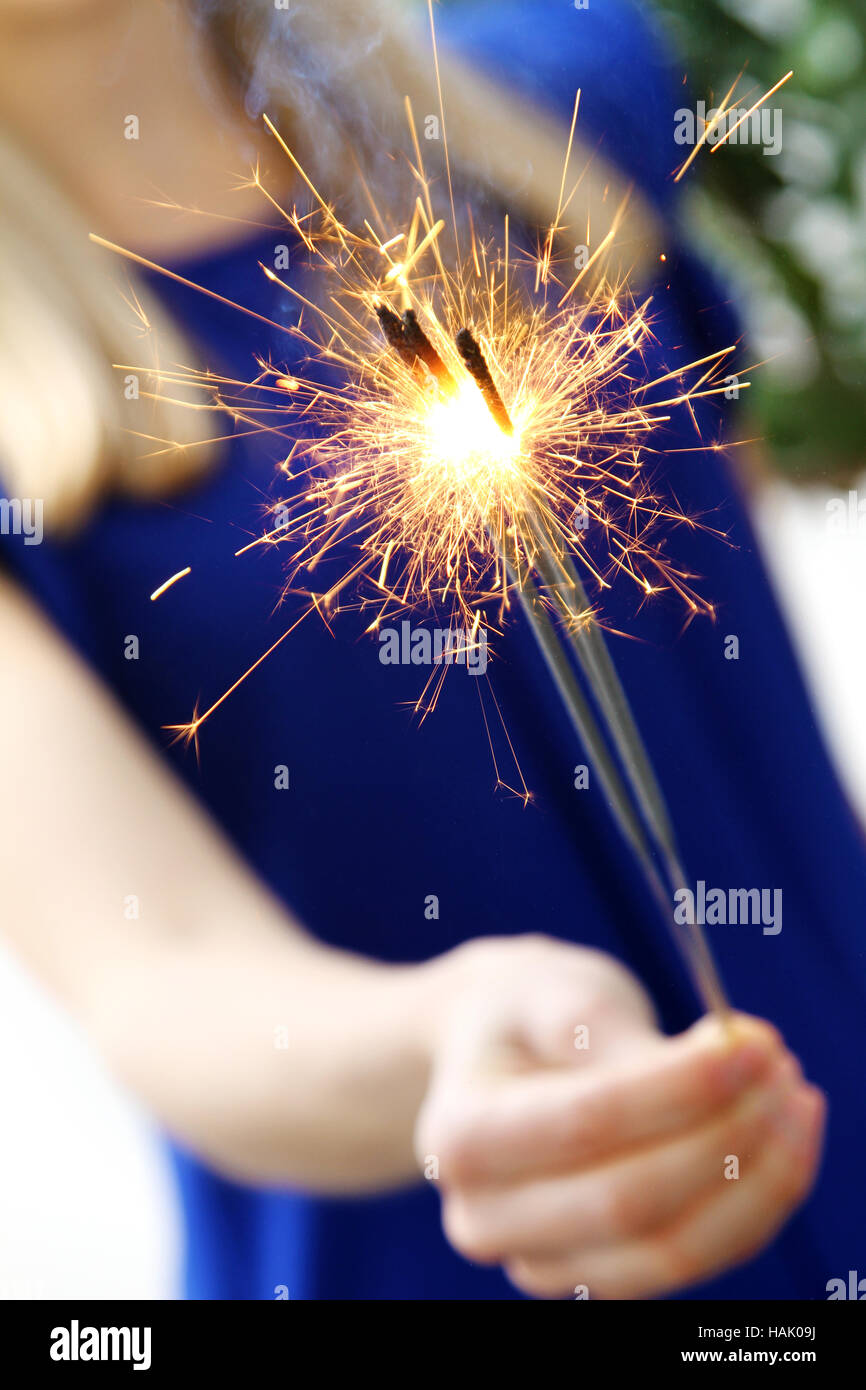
[
  {"x1": 89, "y1": 22, "x2": 791, "y2": 1018},
  {"x1": 365, "y1": 275, "x2": 727, "y2": 1013}
]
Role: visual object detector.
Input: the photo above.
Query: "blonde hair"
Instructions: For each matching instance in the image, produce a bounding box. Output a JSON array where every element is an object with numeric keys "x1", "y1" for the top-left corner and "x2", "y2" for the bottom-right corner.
[
  {"x1": 0, "y1": 0, "x2": 659, "y2": 532},
  {"x1": 0, "y1": 130, "x2": 217, "y2": 533}
]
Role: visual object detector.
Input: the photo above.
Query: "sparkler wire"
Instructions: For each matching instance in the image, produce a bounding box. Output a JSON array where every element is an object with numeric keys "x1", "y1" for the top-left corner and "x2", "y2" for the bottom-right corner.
[
  {"x1": 448, "y1": 320, "x2": 731, "y2": 1017},
  {"x1": 500, "y1": 509, "x2": 729, "y2": 1018}
]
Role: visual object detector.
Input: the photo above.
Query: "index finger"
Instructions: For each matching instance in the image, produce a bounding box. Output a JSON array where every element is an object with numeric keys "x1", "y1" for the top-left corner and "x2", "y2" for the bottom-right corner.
[{"x1": 434, "y1": 1015, "x2": 785, "y2": 1183}]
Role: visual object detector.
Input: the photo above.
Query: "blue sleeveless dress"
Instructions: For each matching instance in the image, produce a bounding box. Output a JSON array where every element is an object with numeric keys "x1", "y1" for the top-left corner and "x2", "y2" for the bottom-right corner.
[{"x1": 4, "y1": 1, "x2": 864, "y2": 1298}]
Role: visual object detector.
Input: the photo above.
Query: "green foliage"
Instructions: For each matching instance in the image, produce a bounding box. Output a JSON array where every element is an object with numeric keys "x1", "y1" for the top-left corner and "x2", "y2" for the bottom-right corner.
[{"x1": 653, "y1": 0, "x2": 866, "y2": 479}]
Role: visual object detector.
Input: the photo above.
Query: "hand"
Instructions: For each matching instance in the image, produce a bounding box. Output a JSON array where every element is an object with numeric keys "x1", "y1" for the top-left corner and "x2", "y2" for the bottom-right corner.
[{"x1": 417, "y1": 935, "x2": 825, "y2": 1298}]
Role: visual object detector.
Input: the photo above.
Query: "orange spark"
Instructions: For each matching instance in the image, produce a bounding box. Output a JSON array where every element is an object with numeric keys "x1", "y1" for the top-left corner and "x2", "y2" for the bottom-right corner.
[{"x1": 150, "y1": 566, "x2": 192, "y2": 602}]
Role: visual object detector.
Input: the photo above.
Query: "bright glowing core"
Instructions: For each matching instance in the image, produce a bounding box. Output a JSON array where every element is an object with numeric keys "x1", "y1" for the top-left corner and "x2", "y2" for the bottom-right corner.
[{"x1": 425, "y1": 382, "x2": 522, "y2": 482}]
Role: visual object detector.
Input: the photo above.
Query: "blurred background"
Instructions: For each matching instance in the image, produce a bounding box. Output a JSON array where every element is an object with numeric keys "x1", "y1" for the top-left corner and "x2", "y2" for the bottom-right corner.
[
  {"x1": 0, "y1": 0, "x2": 862, "y2": 1298},
  {"x1": 655, "y1": 0, "x2": 866, "y2": 483}
]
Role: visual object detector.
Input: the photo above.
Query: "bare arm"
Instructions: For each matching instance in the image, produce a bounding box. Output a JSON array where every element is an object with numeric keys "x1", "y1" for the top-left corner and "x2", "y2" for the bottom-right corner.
[{"x1": 0, "y1": 571, "x2": 447, "y2": 1191}]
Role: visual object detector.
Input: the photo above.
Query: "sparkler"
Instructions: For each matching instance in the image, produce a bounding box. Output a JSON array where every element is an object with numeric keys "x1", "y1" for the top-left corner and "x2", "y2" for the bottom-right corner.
[
  {"x1": 90, "y1": 33, "x2": 790, "y2": 1019},
  {"x1": 368, "y1": 291, "x2": 727, "y2": 1012}
]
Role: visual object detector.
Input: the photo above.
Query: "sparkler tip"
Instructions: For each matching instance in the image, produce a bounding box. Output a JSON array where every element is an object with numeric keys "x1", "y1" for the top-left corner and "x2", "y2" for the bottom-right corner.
[
  {"x1": 401, "y1": 307, "x2": 453, "y2": 388},
  {"x1": 374, "y1": 302, "x2": 415, "y2": 367},
  {"x1": 455, "y1": 327, "x2": 515, "y2": 437}
]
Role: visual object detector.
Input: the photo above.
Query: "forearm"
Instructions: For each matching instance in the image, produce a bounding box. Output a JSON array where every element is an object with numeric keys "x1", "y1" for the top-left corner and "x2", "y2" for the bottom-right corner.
[
  {"x1": 91, "y1": 933, "x2": 449, "y2": 1191},
  {"x1": 0, "y1": 574, "x2": 447, "y2": 1190}
]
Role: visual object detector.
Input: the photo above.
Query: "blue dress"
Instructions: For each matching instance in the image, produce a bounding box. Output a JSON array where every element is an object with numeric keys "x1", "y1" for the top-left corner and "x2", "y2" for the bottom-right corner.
[{"x1": 4, "y1": 0, "x2": 864, "y2": 1299}]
